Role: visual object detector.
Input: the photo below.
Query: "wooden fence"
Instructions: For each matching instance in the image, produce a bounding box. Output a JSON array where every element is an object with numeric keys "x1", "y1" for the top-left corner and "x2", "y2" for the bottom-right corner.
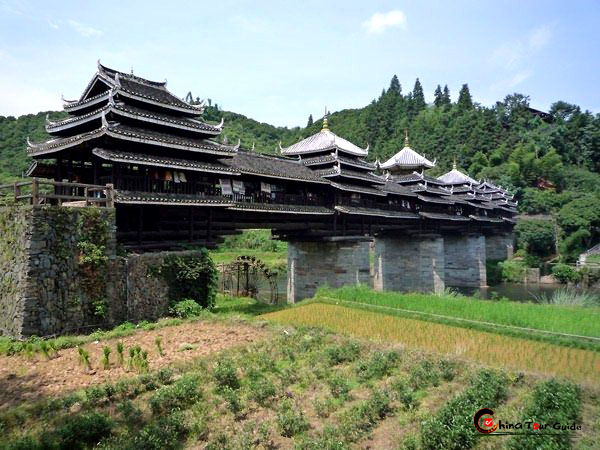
[{"x1": 0, "y1": 178, "x2": 115, "y2": 207}]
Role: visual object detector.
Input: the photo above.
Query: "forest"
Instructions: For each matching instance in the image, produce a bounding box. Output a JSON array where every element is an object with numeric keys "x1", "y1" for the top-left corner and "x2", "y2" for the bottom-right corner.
[{"x1": 1, "y1": 77, "x2": 599, "y2": 264}]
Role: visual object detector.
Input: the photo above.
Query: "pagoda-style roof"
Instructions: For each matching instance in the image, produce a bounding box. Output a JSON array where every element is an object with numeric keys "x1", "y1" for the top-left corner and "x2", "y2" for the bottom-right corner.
[
  {"x1": 380, "y1": 133, "x2": 435, "y2": 171},
  {"x1": 92, "y1": 148, "x2": 238, "y2": 175},
  {"x1": 280, "y1": 118, "x2": 368, "y2": 157},
  {"x1": 437, "y1": 164, "x2": 478, "y2": 185},
  {"x1": 329, "y1": 181, "x2": 387, "y2": 197},
  {"x1": 222, "y1": 151, "x2": 328, "y2": 184},
  {"x1": 419, "y1": 212, "x2": 470, "y2": 221},
  {"x1": 316, "y1": 166, "x2": 386, "y2": 184},
  {"x1": 334, "y1": 205, "x2": 419, "y2": 219},
  {"x1": 301, "y1": 153, "x2": 376, "y2": 171},
  {"x1": 394, "y1": 172, "x2": 447, "y2": 186},
  {"x1": 378, "y1": 181, "x2": 418, "y2": 197},
  {"x1": 47, "y1": 100, "x2": 223, "y2": 136},
  {"x1": 28, "y1": 118, "x2": 238, "y2": 157},
  {"x1": 63, "y1": 61, "x2": 204, "y2": 116}
]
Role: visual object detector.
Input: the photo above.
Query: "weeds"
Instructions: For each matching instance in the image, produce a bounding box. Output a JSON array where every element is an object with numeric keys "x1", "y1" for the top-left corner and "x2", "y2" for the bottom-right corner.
[
  {"x1": 78, "y1": 347, "x2": 91, "y2": 370},
  {"x1": 102, "y1": 346, "x2": 111, "y2": 370},
  {"x1": 116, "y1": 342, "x2": 124, "y2": 365},
  {"x1": 276, "y1": 397, "x2": 309, "y2": 437},
  {"x1": 356, "y1": 351, "x2": 399, "y2": 380},
  {"x1": 213, "y1": 358, "x2": 240, "y2": 391},
  {"x1": 154, "y1": 337, "x2": 163, "y2": 356}
]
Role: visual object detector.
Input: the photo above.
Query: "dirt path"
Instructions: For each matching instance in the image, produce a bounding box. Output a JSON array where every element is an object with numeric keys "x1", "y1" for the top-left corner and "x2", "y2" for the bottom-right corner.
[{"x1": 0, "y1": 321, "x2": 269, "y2": 408}]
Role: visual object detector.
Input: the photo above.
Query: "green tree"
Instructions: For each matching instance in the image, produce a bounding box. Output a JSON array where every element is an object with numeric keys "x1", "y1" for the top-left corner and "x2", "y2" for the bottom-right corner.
[
  {"x1": 515, "y1": 219, "x2": 556, "y2": 257},
  {"x1": 457, "y1": 84, "x2": 473, "y2": 111},
  {"x1": 442, "y1": 85, "x2": 451, "y2": 105},
  {"x1": 306, "y1": 114, "x2": 313, "y2": 127},
  {"x1": 433, "y1": 85, "x2": 444, "y2": 107}
]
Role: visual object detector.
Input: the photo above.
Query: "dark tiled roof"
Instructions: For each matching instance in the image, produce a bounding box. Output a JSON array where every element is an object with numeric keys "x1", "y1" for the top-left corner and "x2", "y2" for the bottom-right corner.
[
  {"x1": 334, "y1": 205, "x2": 419, "y2": 219},
  {"x1": 329, "y1": 181, "x2": 387, "y2": 197},
  {"x1": 301, "y1": 154, "x2": 337, "y2": 166},
  {"x1": 230, "y1": 202, "x2": 333, "y2": 215},
  {"x1": 221, "y1": 151, "x2": 328, "y2": 184},
  {"x1": 417, "y1": 194, "x2": 454, "y2": 205},
  {"x1": 317, "y1": 167, "x2": 385, "y2": 184},
  {"x1": 93, "y1": 148, "x2": 238, "y2": 175},
  {"x1": 106, "y1": 123, "x2": 237, "y2": 155},
  {"x1": 395, "y1": 173, "x2": 447, "y2": 186},
  {"x1": 116, "y1": 190, "x2": 233, "y2": 206},
  {"x1": 379, "y1": 181, "x2": 417, "y2": 197},
  {"x1": 419, "y1": 212, "x2": 470, "y2": 221}
]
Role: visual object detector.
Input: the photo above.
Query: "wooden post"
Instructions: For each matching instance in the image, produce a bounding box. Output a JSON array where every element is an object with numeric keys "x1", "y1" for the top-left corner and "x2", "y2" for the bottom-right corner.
[
  {"x1": 188, "y1": 207, "x2": 194, "y2": 241},
  {"x1": 84, "y1": 187, "x2": 89, "y2": 207},
  {"x1": 13, "y1": 181, "x2": 20, "y2": 202},
  {"x1": 105, "y1": 184, "x2": 115, "y2": 208},
  {"x1": 31, "y1": 178, "x2": 39, "y2": 206}
]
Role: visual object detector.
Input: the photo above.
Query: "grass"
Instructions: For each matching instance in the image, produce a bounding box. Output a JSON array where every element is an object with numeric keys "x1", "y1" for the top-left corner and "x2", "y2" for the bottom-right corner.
[
  {"x1": 261, "y1": 303, "x2": 600, "y2": 383},
  {"x1": 209, "y1": 249, "x2": 287, "y2": 271},
  {"x1": 1, "y1": 313, "x2": 598, "y2": 449},
  {"x1": 316, "y1": 285, "x2": 600, "y2": 340},
  {"x1": 534, "y1": 287, "x2": 600, "y2": 307}
]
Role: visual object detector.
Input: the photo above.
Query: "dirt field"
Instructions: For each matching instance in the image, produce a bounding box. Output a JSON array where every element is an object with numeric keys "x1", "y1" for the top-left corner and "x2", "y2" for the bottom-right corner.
[{"x1": 0, "y1": 320, "x2": 269, "y2": 408}]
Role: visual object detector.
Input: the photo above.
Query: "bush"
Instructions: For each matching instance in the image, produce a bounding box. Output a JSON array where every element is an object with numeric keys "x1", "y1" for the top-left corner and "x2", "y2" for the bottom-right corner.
[
  {"x1": 52, "y1": 412, "x2": 113, "y2": 449},
  {"x1": 339, "y1": 389, "x2": 393, "y2": 442},
  {"x1": 325, "y1": 341, "x2": 361, "y2": 366},
  {"x1": 213, "y1": 359, "x2": 240, "y2": 391},
  {"x1": 552, "y1": 263, "x2": 581, "y2": 284},
  {"x1": 276, "y1": 398, "x2": 309, "y2": 437},
  {"x1": 356, "y1": 351, "x2": 399, "y2": 380},
  {"x1": 169, "y1": 299, "x2": 204, "y2": 318},
  {"x1": 247, "y1": 374, "x2": 277, "y2": 405},
  {"x1": 149, "y1": 375, "x2": 203, "y2": 415},
  {"x1": 327, "y1": 375, "x2": 351, "y2": 399},
  {"x1": 509, "y1": 379, "x2": 581, "y2": 450},
  {"x1": 499, "y1": 259, "x2": 526, "y2": 282},
  {"x1": 420, "y1": 370, "x2": 508, "y2": 450},
  {"x1": 155, "y1": 250, "x2": 217, "y2": 309},
  {"x1": 515, "y1": 219, "x2": 556, "y2": 257}
]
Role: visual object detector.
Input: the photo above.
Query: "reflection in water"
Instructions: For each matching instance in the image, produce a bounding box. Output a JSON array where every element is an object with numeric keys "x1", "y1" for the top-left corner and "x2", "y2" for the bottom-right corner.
[{"x1": 452, "y1": 283, "x2": 572, "y2": 303}]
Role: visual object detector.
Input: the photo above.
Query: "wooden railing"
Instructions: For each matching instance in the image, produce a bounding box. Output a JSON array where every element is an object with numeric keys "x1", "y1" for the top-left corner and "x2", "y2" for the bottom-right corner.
[{"x1": 0, "y1": 178, "x2": 115, "y2": 207}]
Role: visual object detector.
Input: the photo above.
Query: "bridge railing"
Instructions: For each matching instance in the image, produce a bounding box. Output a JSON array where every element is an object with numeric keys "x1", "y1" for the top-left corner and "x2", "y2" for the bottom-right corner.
[{"x1": 0, "y1": 178, "x2": 115, "y2": 207}]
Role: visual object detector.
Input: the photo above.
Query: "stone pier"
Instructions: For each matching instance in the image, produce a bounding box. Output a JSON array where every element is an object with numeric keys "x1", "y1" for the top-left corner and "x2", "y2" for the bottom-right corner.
[
  {"x1": 444, "y1": 233, "x2": 487, "y2": 287},
  {"x1": 373, "y1": 234, "x2": 445, "y2": 294},
  {"x1": 287, "y1": 238, "x2": 371, "y2": 303},
  {"x1": 485, "y1": 233, "x2": 514, "y2": 261}
]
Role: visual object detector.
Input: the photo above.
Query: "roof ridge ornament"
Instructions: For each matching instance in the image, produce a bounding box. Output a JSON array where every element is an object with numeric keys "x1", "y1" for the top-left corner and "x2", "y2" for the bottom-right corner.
[
  {"x1": 322, "y1": 106, "x2": 329, "y2": 131},
  {"x1": 453, "y1": 156, "x2": 457, "y2": 170},
  {"x1": 114, "y1": 72, "x2": 122, "y2": 88},
  {"x1": 278, "y1": 141, "x2": 284, "y2": 154},
  {"x1": 234, "y1": 139, "x2": 241, "y2": 151},
  {"x1": 101, "y1": 111, "x2": 109, "y2": 129},
  {"x1": 215, "y1": 117, "x2": 224, "y2": 130},
  {"x1": 404, "y1": 129, "x2": 410, "y2": 147},
  {"x1": 61, "y1": 94, "x2": 77, "y2": 104}
]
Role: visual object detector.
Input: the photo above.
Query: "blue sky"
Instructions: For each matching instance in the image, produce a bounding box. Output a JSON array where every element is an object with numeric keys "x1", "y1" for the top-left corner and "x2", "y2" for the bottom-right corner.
[{"x1": 1, "y1": 0, "x2": 598, "y2": 127}]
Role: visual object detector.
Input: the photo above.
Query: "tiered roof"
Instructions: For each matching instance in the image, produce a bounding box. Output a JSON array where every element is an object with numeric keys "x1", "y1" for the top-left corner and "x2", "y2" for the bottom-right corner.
[
  {"x1": 281, "y1": 117, "x2": 386, "y2": 196},
  {"x1": 380, "y1": 131, "x2": 435, "y2": 173},
  {"x1": 28, "y1": 61, "x2": 235, "y2": 159}
]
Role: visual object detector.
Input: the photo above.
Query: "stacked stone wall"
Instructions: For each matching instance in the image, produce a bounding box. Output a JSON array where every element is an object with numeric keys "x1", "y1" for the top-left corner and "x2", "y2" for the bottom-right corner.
[
  {"x1": 444, "y1": 233, "x2": 487, "y2": 287},
  {"x1": 287, "y1": 239, "x2": 370, "y2": 303},
  {"x1": 485, "y1": 233, "x2": 514, "y2": 261},
  {"x1": 0, "y1": 206, "x2": 203, "y2": 338}
]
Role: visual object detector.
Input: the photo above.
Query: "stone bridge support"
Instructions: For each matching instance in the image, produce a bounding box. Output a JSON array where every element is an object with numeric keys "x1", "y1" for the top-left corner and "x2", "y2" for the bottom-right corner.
[
  {"x1": 485, "y1": 233, "x2": 514, "y2": 261},
  {"x1": 287, "y1": 238, "x2": 371, "y2": 303},
  {"x1": 444, "y1": 233, "x2": 487, "y2": 287},
  {"x1": 373, "y1": 234, "x2": 445, "y2": 294}
]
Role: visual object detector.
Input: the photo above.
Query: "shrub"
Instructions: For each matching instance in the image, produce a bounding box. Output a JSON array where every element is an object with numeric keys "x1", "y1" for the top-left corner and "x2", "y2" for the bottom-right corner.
[
  {"x1": 499, "y1": 259, "x2": 526, "y2": 282},
  {"x1": 327, "y1": 375, "x2": 351, "y2": 399},
  {"x1": 509, "y1": 379, "x2": 581, "y2": 450},
  {"x1": 409, "y1": 360, "x2": 440, "y2": 389},
  {"x1": 276, "y1": 398, "x2": 309, "y2": 437},
  {"x1": 324, "y1": 341, "x2": 361, "y2": 366},
  {"x1": 149, "y1": 375, "x2": 203, "y2": 415},
  {"x1": 420, "y1": 370, "x2": 508, "y2": 450},
  {"x1": 339, "y1": 389, "x2": 393, "y2": 442},
  {"x1": 155, "y1": 250, "x2": 218, "y2": 309},
  {"x1": 391, "y1": 380, "x2": 419, "y2": 410},
  {"x1": 356, "y1": 351, "x2": 399, "y2": 380},
  {"x1": 213, "y1": 359, "x2": 240, "y2": 391},
  {"x1": 247, "y1": 374, "x2": 276, "y2": 405},
  {"x1": 551, "y1": 263, "x2": 581, "y2": 284},
  {"x1": 130, "y1": 411, "x2": 188, "y2": 450},
  {"x1": 169, "y1": 299, "x2": 204, "y2": 318},
  {"x1": 53, "y1": 412, "x2": 113, "y2": 449},
  {"x1": 220, "y1": 386, "x2": 245, "y2": 417}
]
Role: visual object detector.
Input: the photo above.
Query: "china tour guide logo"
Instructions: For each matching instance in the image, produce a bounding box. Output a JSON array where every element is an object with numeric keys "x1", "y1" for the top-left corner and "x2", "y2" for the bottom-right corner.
[{"x1": 473, "y1": 408, "x2": 582, "y2": 437}]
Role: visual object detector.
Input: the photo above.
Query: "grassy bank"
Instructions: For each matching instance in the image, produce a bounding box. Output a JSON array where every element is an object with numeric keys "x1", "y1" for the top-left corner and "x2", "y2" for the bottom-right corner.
[
  {"x1": 210, "y1": 229, "x2": 287, "y2": 271},
  {"x1": 316, "y1": 285, "x2": 600, "y2": 339},
  {"x1": 262, "y1": 303, "x2": 599, "y2": 383}
]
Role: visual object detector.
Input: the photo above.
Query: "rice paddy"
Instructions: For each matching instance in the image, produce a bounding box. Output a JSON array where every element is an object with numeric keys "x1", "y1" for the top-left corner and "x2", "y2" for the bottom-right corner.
[{"x1": 261, "y1": 303, "x2": 600, "y2": 384}]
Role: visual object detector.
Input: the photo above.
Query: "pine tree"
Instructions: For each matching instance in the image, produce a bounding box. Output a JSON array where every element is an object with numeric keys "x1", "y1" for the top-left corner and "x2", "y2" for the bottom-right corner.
[
  {"x1": 442, "y1": 85, "x2": 451, "y2": 105},
  {"x1": 389, "y1": 75, "x2": 401, "y2": 95},
  {"x1": 433, "y1": 85, "x2": 444, "y2": 107},
  {"x1": 307, "y1": 114, "x2": 313, "y2": 127},
  {"x1": 457, "y1": 84, "x2": 473, "y2": 111},
  {"x1": 411, "y1": 78, "x2": 426, "y2": 112}
]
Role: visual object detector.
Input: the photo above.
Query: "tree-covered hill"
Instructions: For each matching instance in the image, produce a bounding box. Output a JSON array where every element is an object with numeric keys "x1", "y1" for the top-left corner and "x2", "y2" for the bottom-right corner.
[{"x1": 1, "y1": 77, "x2": 599, "y2": 261}]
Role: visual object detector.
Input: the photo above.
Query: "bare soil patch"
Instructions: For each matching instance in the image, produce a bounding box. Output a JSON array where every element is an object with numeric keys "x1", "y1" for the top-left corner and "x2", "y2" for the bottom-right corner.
[{"x1": 0, "y1": 321, "x2": 269, "y2": 408}]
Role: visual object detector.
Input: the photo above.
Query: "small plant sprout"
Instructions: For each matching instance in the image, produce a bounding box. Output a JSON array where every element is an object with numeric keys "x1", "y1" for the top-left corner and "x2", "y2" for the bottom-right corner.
[
  {"x1": 128, "y1": 347, "x2": 136, "y2": 370},
  {"x1": 116, "y1": 342, "x2": 124, "y2": 365},
  {"x1": 102, "y1": 346, "x2": 111, "y2": 370},
  {"x1": 78, "y1": 347, "x2": 91, "y2": 370},
  {"x1": 155, "y1": 336, "x2": 164, "y2": 356},
  {"x1": 39, "y1": 341, "x2": 51, "y2": 360}
]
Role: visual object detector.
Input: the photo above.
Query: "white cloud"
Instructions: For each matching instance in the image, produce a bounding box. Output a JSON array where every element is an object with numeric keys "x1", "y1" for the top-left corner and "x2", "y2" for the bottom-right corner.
[
  {"x1": 528, "y1": 25, "x2": 551, "y2": 51},
  {"x1": 362, "y1": 10, "x2": 407, "y2": 34},
  {"x1": 507, "y1": 69, "x2": 534, "y2": 88},
  {"x1": 67, "y1": 20, "x2": 103, "y2": 38}
]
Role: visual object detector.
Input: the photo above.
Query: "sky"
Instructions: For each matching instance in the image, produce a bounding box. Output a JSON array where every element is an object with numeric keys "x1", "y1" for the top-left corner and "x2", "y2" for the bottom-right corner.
[{"x1": 1, "y1": 0, "x2": 599, "y2": 127}]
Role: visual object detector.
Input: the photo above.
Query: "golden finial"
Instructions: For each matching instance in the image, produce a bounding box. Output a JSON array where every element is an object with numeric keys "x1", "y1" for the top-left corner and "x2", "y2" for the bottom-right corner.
[
  {"x1": 453, "y1": 156, "x2": 457, "y2": 170},
  {"x1": 322, "y1": 106, "x2": 329, "y2": 131},
  {"x1": 404, "y1": 129, "x2": 409, "y2": 147}
]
